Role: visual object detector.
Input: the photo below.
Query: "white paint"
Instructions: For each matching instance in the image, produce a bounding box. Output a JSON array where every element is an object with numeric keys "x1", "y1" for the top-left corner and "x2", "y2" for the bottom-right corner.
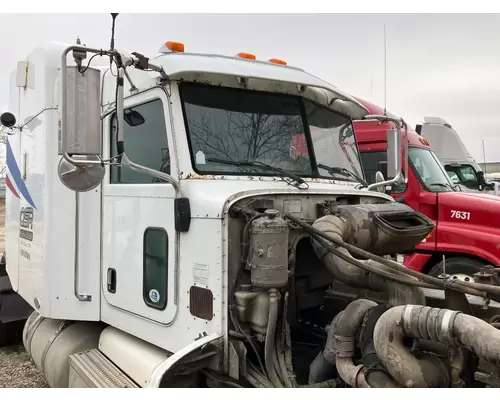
[
  {"x1": 4, "y1": 40, "x2": 398, "y2": 379},
  {"x1": 5, "y1": 42, "x2": 101, "y2": 321}
]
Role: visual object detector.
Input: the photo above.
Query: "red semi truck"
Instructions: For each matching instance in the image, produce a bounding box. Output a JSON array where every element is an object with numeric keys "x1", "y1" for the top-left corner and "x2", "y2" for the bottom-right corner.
[{"x1": 353, "y1": 97, "x2": 500, "y2": 281}]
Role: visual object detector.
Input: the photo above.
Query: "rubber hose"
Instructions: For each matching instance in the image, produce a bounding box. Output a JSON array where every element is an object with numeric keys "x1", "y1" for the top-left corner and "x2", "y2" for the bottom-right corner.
[
  {"x1": 330, "y1": 299, "x2": 378, "y2": 387},
  {"x1": 373, "y1": 306, "x2": 454, "y2": 387},
  {"x1": 265, "y1": 289, "x2": 283, "y2": 388},
  {"x1": 359, "y1": 305, "x2": 399, "y2": 388}
]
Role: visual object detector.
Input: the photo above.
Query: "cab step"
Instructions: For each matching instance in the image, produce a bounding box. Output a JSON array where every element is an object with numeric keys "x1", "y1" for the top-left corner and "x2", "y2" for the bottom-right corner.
[{"x1": 69, "y1": 348, "x2": 139, "y2": 388}]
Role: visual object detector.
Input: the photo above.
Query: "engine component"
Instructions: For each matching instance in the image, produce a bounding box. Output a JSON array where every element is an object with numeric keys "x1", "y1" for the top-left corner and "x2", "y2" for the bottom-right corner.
[
  {"x1": 328, "y1": 299, "x2": 377, "y2": 388},
  {"x1": 234, "y1": 285, "x2": 270, "y2": 336},
  {"x1": 371, "y1": 305, "x2": 499, "y2": 388},
  {"x1": 264, "y1": 289, "x2": 282, "y2": 387},
  {"x1": 309, "y1": 312, "x2": 344, "y2": 384},
  {"x1": 309, "y1": 203, "x2": 433, "y2": 294},
  {"x1": 313, "y1": 203, "x2": 435, "y2": 256},
  {"x1": 358, "y1": 305, "x2": 398, "y2": 388},
  {"x1": 249, "y1": 209, "x2": 289, "y2": 289}
]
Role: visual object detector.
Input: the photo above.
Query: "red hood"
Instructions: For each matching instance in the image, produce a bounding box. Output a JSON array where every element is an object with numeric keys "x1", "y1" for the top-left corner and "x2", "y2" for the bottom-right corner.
[{"x1": 438, "y1": 190, "x2": 500, "y2": 226}]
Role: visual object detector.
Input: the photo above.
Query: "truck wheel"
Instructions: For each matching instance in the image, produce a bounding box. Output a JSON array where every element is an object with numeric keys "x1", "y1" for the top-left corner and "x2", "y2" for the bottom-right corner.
[{"x1": 428, "y1": 257, "x2": 500, "y2": 285}]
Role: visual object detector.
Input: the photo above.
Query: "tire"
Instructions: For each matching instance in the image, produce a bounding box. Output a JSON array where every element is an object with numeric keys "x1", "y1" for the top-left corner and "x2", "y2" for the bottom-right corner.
[{"x1": 428, "y1": 256, "x2": 500, "y2": 285}]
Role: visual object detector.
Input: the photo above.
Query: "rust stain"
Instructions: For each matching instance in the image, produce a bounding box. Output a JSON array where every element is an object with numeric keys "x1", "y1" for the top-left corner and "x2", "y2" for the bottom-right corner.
[{"x1": 183, "y1": 173, "x2": 338, "y2": 186}]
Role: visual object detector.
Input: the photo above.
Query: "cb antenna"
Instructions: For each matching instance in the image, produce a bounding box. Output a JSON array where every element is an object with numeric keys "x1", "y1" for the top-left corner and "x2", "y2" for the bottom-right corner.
[
  {"x1": 110, "y1": 13, "x2": 119, "y2": 51},
  {"x1": 383, "y1": 24, "x2": 387, "y2": 116}
]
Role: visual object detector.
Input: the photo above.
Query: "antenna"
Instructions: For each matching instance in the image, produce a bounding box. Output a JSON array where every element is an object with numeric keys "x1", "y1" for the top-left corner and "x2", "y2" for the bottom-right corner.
[
  {"x1": 110, "y1": 13, "x2": 119, "y2": 51},
  {"x1": 482, "y1": 138, "x2": 487, "y2": 173},
  {"x1": 383, "y1": 24, "x2": 387, "y2": 116}
]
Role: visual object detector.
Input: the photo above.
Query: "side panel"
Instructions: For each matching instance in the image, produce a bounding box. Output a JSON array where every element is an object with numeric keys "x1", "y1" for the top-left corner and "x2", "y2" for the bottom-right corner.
[
  {"x1": 5, "y1": 70, "x2": 22, "y2": 291},
  {"x1": 45, "y1": 71, "x2": 101, "y2": 320},
  {"x1": 6, "y1": 44, "x2": 102, "y2": 320},
  {"x1": 101, "y1": 217, "x2": 224, "y2": 353},
  {"x1": 5, "y1": 136, "x2": 21, "y2": 291},
  {"x1": 435, "y1": 223, "x2": 500, "y2": 266}
]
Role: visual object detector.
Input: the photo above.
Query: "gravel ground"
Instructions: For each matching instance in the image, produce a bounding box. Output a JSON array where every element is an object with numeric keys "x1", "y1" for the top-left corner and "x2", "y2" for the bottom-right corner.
[{"x1": 0, "y1": 345, "x2": 48, "y2": 388}]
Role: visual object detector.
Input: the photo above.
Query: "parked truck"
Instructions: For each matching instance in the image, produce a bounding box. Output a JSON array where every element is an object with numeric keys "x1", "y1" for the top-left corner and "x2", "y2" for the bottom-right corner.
[
  {"x1": 416, "y1": 117, "x2": 499, "y2": 195},
  {"x1": 3, "y1": 15, "x2": 500, "y2": 389},
  {"x1": 353, "y1": 97, "x2": 500, "y2": 282}
]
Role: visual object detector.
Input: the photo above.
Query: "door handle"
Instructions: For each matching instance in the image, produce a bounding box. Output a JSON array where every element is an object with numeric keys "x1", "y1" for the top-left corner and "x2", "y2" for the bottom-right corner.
[{"x1": 107, "y1": 268, "x2": 117, "y2": 293}]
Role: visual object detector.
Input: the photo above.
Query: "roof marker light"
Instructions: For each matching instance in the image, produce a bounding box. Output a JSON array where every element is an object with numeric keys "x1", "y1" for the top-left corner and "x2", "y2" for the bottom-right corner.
[
  {"x1": 165, "y1": 41, "x2": 184, "y2": 52},
  {"x1": 158, "y1": 41, "x2": 185, "y2": 54},
  {"x1": 269, "y1": 58, "x2": 287, "y2": 65},
  {"x1": 419, "y1": 137, "x2": 430, "y2": 146},
  {"x1": 237, "y1": 52, "x2": 256, "y2": 60}
]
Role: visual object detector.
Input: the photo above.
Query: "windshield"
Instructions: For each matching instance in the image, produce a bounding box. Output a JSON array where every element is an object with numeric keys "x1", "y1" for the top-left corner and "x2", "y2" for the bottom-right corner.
[
  {"x1": 444, "y1": 164, "x2": 479, "y2": 190},
  {"x1": 409, "y1": 147, "x2": 455, "y2": 192},
  {"x1": 180, "y1": 83, "x2": 362, "y2": 182},
  {"x1": 304, "y1": 102, "x2": 364, "y2": 179}
]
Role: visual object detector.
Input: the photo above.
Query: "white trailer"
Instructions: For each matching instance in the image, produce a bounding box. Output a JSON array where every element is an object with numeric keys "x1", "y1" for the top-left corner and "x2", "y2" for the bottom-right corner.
[{"x1": 3, "y1": 15, "x2": 500, "y2": 389}]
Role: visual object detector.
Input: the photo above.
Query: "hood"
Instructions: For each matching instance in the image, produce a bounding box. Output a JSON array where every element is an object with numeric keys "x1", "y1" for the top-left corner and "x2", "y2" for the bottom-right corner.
[
  {"x1": 180, "y1": 178, "x2": 394, "y2": 219},
  {"x1": 438, "y1": 190, "x2": 500, "y2": 225}
]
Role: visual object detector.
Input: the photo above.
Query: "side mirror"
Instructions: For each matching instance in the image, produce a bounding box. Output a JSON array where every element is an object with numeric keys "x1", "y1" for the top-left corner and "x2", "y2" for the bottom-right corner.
[
  {"x1": 58, "y1": 58, "x2": 107, "y2": 192},
  {"x1": 0, "y1": 112, "x2": 17, "y2": 129},
  {"x1": 377, "y1": 161, "x2": 388, "y2": 181},
  {"x1": 60, "y1": 66, "x2": 102, "y2": 156},
  {"x1": 386, "y1": 129, "x2": 401, "y2": 179},
  {"x1": 477, "y1": 171, "x2": 488, "y2": 191}
]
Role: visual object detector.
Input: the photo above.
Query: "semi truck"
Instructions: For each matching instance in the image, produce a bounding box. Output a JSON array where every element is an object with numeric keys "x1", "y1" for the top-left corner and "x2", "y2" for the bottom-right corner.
[
  {"x1": 353, "y1": 97, "x2": 500, "y2": 282},
  {"x1": 416, "y1": 117, "x2": 499, "y2": 195},
  {"x1": 3, "y1": 15, "x2": 500, "y2": 388}
]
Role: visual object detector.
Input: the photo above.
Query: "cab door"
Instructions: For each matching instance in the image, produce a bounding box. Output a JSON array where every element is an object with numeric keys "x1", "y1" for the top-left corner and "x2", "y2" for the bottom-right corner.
[{"x1": 101, "y1": 88, "x2": 178, "y2": 325}]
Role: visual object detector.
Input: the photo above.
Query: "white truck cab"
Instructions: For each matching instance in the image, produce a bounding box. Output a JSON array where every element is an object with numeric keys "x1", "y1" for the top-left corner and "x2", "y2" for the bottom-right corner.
[
  {"x1": 2, "y1": 15, "x2": 500, "y2": 389},
  {"x1": 416, "y1": 117, "x2": 499, "y2": 195}
]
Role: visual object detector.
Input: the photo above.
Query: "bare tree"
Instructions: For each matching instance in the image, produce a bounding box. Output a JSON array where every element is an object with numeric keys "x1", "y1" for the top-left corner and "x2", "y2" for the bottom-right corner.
[{"x1": 186, "y1": 107, "x2": 305, "y2": 169}]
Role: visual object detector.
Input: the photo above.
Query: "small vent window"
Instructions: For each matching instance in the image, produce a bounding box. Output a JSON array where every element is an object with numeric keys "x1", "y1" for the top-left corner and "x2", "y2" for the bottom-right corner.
[{"x1": 143, "y1": 227, "x2": 168, "y2": 310}]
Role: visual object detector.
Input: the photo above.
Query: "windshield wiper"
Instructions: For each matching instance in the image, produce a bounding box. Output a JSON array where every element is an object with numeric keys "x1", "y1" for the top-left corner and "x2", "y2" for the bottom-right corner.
[
  {"x1": 429, "y1": 182, "x2": 455, "y2": 191},
  {"x1": 318, "y1": 163, "x2": 368, "y2": 188},
  {"x1": 207, "y1": 158, "x2": 309, "y2": 189}
]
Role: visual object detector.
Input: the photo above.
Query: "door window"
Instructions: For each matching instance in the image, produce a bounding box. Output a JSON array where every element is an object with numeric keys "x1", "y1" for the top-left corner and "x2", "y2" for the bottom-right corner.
[
  {"x1": 110, "y1": 99, "x2": 170, "y2": 184},
  {"x1": 143, "y1": 227, "x2": 169, "y2": 310}
]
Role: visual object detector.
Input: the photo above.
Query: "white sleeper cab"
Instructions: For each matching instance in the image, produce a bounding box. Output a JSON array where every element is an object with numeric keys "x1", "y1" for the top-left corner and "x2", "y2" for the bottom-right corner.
[{"x1": 2, "y1": 15, "x2": 500, "y2": 389}]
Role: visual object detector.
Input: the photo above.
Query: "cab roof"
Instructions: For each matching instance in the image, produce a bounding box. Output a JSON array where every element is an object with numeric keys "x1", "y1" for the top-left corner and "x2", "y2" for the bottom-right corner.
[
  {"x1": 109, "y1": 47, "x2": 370, "y2": 120},
  {"x1": 352, "y1": 96, "x2": 431, "y2": 149}
]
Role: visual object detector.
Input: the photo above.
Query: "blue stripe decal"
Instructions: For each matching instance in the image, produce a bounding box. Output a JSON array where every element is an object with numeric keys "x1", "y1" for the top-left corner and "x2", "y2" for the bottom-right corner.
[{"x1": 6, "y1": 140, "x2": 36, "y2": 209}]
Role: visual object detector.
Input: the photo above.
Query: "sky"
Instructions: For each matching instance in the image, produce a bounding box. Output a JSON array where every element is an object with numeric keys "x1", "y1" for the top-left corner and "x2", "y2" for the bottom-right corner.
[{"x1": 0, "y1": 13, "x2": 500, "y2": 165}]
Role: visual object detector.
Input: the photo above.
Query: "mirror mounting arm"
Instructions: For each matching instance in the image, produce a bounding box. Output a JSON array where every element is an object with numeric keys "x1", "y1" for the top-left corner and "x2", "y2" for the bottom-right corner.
[{"x1": 361, "y1": 114, "x2": 408, "y2": 192}]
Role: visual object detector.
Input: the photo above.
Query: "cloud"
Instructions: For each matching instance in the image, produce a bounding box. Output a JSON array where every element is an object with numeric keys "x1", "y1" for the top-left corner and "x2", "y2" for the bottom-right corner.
[{"x1": 0, "y1": 13, "x2": 499, "y2": 163}]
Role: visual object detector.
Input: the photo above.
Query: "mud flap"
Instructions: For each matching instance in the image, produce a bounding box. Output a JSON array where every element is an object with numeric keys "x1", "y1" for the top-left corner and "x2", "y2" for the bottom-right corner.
[{"x1": 0, "y1": 276, "x2": 33, "y2": 324}]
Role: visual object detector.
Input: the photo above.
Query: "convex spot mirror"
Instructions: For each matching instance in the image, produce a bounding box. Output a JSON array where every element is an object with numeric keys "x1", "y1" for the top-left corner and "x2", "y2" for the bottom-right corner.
[
  {"x1": 374, "y1": 171, "x2": 386, "y2": 193},
  {"x1": 0, "y1": 112, "x2": 17, "y2": 130},
  {"x1": 124, "y1": 109, "x2": 145, "y2": 127}
]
